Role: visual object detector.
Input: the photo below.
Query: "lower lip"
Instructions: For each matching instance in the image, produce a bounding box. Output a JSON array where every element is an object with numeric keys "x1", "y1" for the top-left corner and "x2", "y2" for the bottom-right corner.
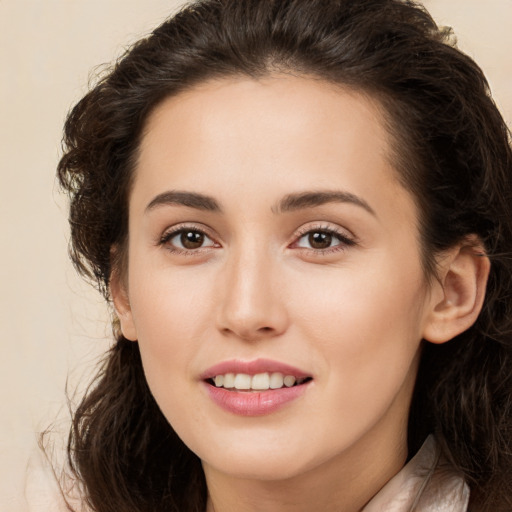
[{"x1": 204, "y1": 381, "x2": 310, "y2": 416}]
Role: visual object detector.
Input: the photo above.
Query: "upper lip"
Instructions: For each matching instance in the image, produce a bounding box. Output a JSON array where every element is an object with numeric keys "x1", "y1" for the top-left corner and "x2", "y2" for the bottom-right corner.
[{"x1": 200, "y1": 358, "x2": 312, "y2": 380}]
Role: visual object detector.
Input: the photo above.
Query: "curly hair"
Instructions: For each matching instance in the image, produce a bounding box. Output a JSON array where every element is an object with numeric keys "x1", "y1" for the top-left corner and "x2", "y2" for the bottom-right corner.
[{"x1": 57, "y1": 0, "x2": 512, "y2": 511}]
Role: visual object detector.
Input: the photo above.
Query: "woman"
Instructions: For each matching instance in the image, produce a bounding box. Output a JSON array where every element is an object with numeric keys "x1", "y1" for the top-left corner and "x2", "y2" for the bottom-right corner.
[{"x1": 55, "y1": 0, "x2": 512, "y2": 510}]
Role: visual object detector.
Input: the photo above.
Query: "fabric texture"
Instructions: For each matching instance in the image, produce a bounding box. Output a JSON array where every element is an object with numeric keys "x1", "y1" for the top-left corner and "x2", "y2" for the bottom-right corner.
[{"x1": 363, "y1": 436, "x2": 469, "y2": 511}]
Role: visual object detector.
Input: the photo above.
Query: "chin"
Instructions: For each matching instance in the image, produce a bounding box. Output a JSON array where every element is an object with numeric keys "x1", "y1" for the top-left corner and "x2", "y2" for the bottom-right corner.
[
  {"x1": 195, "y1": 431, "x2": 330, "y2": 482},
  {"x1": 204, "y1": 452, "x2": 315, "y2": 482}
]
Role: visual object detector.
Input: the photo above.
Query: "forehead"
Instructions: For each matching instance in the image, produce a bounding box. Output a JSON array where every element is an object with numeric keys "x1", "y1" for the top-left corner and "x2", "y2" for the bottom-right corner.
[
  {"x1": 140, "y1": 75, "x2": 389, "y2": 160},
  {"x1": 134, "y1": 74, "x2": 412, "y2": 222}
]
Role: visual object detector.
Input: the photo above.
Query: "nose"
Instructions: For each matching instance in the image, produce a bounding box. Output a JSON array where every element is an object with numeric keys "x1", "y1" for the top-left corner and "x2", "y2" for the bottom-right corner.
[{"x1": 215, "y1": 246, "x2": 289, "y2": 342}]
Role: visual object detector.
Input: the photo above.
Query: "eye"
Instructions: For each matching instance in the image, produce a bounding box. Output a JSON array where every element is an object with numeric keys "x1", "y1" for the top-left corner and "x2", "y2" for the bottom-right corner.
[
  {"x1": 160, "y1": 227, "x2": 217, "y2": 252},
  {"x1": 293, "y1": 226, "x2": 356, "y2": 252},
  {"x1": 297, "y1": 231, "x2": 338, "y2": 250}
]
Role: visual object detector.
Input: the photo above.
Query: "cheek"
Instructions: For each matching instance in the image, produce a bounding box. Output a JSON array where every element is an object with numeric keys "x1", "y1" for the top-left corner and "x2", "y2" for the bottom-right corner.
[
  {"x1": 289, "y1": 253, "x2": 426, "y2": 415},
  {"x1": 127, "y1": 263, "x2": 216, "y2": 398},
  {"x1": 128, "y1": 278, "x2": 212, "y2": 443}
]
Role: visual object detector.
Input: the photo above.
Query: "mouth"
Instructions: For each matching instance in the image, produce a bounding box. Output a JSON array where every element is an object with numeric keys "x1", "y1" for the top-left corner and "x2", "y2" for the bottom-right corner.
[
  {"x1": 201, "y1": 359, "x2": 313, "y2": 414},
  {"x1": 206, "y1": 372, "x2": 313, "y2": 392}
]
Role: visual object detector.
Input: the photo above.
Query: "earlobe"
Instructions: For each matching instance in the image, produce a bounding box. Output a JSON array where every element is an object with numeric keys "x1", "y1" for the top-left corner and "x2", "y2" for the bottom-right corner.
[
  {"x1": 422, "y1": 239, "x2": 490, "y2": 344},
  {"x1": 110, "y1": 267, "x2": 138, "y2": 342}
]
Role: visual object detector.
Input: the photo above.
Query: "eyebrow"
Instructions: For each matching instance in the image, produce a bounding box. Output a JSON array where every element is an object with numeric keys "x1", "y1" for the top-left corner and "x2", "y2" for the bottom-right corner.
[
  {"x1": 145, "y1": 191, "x2": 222, "y2": 213},
  {"x1": 273, "y1": 190, "x2": 376, "y2": 216},
  {"x1": 145, "y1": 189, "x2": 375, "y2": 216}
]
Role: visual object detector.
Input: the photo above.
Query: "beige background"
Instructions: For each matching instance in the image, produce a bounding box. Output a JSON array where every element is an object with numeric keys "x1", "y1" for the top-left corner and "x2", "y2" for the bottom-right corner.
[{"x1": 1, "y1": 1, "x2": 511, "y2": 510}]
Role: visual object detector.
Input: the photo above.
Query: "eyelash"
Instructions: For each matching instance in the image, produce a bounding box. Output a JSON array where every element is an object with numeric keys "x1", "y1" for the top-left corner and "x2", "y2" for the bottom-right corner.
[
  {"x1": 158, "y1": 223, "x2": 357, "y2": 256},
  {"x1": 158, "y1": 223, "x2": 218, "y2": 255},
  {"x1": 292, "y1": 224, "x2": 357, "y2": 255}
]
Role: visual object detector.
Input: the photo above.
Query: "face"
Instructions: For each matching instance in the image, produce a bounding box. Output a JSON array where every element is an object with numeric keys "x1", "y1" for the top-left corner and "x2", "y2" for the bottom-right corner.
[{"x1": 115, "y1": 75, "x2": 437, "y2": 483}]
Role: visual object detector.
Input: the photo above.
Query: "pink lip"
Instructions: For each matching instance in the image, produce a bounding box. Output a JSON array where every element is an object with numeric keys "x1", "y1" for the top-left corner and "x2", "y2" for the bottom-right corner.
[
  {"x1": 204, "y1": 383, "x2": 310, "y2": 416},
  {"x1": 200, "y1": 358, "x2": 313, "y2": 416},
  {"x1": 200, "y1": 358, "x2": 311, "y2": 380}
]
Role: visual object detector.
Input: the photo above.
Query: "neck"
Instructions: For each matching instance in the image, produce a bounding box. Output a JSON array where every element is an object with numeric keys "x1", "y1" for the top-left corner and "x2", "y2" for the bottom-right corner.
[{"x1": 203, "y1": 423, "x2": 408, "y2": 512}]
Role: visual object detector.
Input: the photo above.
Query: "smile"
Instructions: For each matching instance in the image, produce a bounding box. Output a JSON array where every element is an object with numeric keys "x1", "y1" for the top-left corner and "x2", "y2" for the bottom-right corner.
[
  {"x1": 201, "y1": 359, "x2": 313, "y2": 415},
  {"x1": 208, "y1": 372, "x2": 311, "y2": 391}
]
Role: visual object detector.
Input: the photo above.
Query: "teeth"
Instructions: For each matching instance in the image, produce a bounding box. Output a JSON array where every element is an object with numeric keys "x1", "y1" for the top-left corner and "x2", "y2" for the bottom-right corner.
[
  {"x1": 251, "y1": 373, "x2": 270, "y2": 390},
  {"x1": 269, "y1": 372, "x2": 284, "y2": 389},
  {"x1": 223, "y1": 373, "x2": 235, "y2": 388},
  {"x1": 234, "y1": 374, "x2": 251, "y2": 390},
  {"x1": 211, "y1": 372, "x2": 308, "y2": 391},
  {"x1": 284, "y1": 375, "x2": 296, "y2": 387}
]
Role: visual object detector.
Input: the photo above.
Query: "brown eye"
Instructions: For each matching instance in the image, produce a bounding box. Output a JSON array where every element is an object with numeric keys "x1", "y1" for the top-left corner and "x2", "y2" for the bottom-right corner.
[
  {"x1": 308, "y1": 231, "x2": 333, "y2": 249},
  {"x1": 294, "y1": 228, "x2": 354, "y2": 252},
  {"x1": 180, "y1": 230, "x2": 205, "y2": 249},
  {"x1": 162, "y1": 228, "x2": 216, "y2": 251}
]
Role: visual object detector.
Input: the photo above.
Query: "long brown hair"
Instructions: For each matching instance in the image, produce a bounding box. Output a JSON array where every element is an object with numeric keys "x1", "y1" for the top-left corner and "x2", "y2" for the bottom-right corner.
[{"x1": 57, "y1": 1, "x2": 512, "y2": 510}]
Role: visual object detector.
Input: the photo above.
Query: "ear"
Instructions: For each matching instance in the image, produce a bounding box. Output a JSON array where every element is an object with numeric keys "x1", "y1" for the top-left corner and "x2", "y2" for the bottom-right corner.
[
  {"x1": 422, "y1": 238, "x2": 490, "y2": 344},
  {"x1": 110, "y1": 263, "x2": 138, "y2": 342}
]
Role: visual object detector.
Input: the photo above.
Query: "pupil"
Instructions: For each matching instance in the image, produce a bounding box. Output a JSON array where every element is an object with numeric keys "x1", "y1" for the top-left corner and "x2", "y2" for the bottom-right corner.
[
  {"x1": 181, "y1": 231, "x2": 204, "y2": 249},
  {"x1": 309, "y1": 232, "x2": 332, "y2": 249}
]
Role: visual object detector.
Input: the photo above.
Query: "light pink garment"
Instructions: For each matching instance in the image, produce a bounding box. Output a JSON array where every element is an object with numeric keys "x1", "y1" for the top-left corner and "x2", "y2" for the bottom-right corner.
[
  {"x1": 25, "y1": 436, "x2": 468, "y2": 511},
  {"x1": 364, "y1": 436, "x2": 469, "y2": 512}
]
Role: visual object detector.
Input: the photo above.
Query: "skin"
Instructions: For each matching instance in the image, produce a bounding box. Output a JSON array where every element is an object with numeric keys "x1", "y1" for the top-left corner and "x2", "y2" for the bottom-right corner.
[{"x1": 112, "y1": 75, "x2": 489, "y2": 512}]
